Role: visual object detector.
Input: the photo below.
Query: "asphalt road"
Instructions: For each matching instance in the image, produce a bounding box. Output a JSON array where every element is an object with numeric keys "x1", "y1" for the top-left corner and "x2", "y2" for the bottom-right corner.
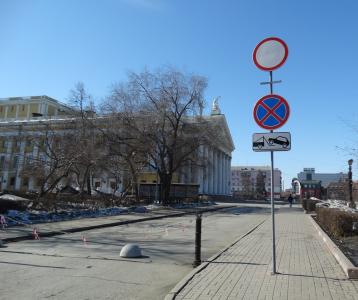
[{"x1": 0, "y1": 204, "x2": 271, "y2": 300}]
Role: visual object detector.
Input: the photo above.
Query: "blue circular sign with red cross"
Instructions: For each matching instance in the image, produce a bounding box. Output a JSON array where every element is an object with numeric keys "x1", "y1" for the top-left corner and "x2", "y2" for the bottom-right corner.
[{"x1": 253, "y1": 94, "x2": 290, "y2": 130}]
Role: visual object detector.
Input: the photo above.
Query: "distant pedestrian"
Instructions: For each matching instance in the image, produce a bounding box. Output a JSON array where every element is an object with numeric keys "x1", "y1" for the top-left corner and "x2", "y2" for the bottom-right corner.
[
  {"x1": 0, "y1": 215, "x2": 7, "y2": 229},
  {"x1": 288, "y1": 194, "x2": 293, "y2": 208},
  {"x1": 32, "y1": 227, "x2": 40, "y2": 240}
]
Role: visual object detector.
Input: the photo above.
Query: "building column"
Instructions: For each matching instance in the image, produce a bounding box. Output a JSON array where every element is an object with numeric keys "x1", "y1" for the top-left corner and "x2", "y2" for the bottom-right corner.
[
  {"x1": 223, "y1": 154, "x2": 227, "y2": 195},
  {"x1": 212, "y1": 148, "x2": 217, "y2": 194},
  {"x1": 228, "y1": 156, "x2": 231, "y2": 194},
  {"x1": 218, "y1": 151, "x2": 223, "y2": 195},
  {"x1": 209, "y1": 147, "x2": 214, "y2": 194},
  {"x1": 2, "y1": 137, "x2": 12, "y2": 190},
  {"x1": 204, "y1": 146, "x2": 209, "y2": 194},
  {"x1": 198, "y1": 146, "x2": 204, "y2": 194},
  {"x1": 225, "y1": 154, "x2": 230, "y2": 195},
  {"x1": 26, "y1": 104, "x2": 30, "y2": 119},
  {"x1": 187, "y1": 160, "x2": 191, "y2": 183},
  {"x1": 221, "y1": 153, "x2": 225, "y2": 195},
  {"x1": 214, "y1": 150, "x2": 219, "y2": 195},
  {"x1": 228, "y1": 156, "x2": 232, "y2": 194},
  {"x1": 15, "y1": 140, "x2": 26, "y2": 191}
]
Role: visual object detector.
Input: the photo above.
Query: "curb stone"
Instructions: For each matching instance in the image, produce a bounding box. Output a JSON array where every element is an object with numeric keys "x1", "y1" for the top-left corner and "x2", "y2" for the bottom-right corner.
[{"x1": 309, "y1": 215, "x2": 358, "y2": 279}]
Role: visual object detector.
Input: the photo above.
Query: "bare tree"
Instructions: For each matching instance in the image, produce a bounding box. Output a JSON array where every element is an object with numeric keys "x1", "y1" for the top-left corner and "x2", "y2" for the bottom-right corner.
[
  {"x1": 255, "y1": 170, "x2": 266, "y2": 199},
  {"x1": 21, "y1": 124, "x2": 80, "y2": 197},
  {"x1": 102, "y1": 67, "x2": 210, "y2": 205},
  {"x1": 67, "y1": 82, "x2": 98, "y2": 195},
  {"x1": 240, "y1": 171, "x2": 252, "y2": 198}
]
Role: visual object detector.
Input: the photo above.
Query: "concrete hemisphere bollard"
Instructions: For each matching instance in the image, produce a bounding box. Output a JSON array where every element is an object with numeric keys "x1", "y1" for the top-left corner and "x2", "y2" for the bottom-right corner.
[{"x1": 120, "y1": 243, "x2": 142, "y2": 258}]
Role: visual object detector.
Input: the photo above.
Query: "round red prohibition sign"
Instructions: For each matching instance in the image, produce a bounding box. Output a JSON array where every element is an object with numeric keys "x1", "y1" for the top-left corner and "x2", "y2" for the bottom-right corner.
[
  {"x1": 253, "y1": 94, "x2": 290, "y2": 130},
  {"x1": 253, "y1": 37, "x2": 288, "y2": 71}
]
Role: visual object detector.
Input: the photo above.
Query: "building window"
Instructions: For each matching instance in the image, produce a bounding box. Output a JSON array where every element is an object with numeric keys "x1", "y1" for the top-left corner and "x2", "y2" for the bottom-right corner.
[
  {"x1": 39, "y1": 154, "x2": 46, "y2": 163},
  {"x1": 22, "y1": 177, "x2": 29, "y2": 187},
  {"x1": 0, "y1": 156, "x2": 5, "y2": 170},
  {"x1": 10, "y1": 177, "x2": 16, "y2": 186},
  {"x1": 26, "y1": 154, "x2": 33, "y2": 165},
  {"x1": 12, "y1": 156, "x2": 19, "y2": 169}
]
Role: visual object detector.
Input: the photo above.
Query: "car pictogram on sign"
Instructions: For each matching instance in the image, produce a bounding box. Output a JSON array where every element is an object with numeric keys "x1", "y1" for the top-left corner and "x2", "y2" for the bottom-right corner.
[{"x1": 268, "y1": 136, "x2": 290, "y2": 148}]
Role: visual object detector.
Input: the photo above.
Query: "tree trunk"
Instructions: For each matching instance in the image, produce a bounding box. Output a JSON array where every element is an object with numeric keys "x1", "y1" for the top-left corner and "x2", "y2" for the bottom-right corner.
[
  {"x1": 160, "y1": 173, "x2": 172, "y2": 206},
  {"x1": 86, "y1": 173, "x2": 92, "y2": 196}
]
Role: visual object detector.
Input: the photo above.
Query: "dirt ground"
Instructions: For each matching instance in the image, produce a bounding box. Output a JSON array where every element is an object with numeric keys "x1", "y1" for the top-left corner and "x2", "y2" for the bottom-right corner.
[
  {"x1": 336, "y1": 235, "x2": 358, "y2": 266},
  {"x1": 314, "y1": 217, "x2": 358, "y2": 267}
]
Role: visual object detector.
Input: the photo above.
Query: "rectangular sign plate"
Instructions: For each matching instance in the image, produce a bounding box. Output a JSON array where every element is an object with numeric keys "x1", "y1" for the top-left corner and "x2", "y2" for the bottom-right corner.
[{"x1": 253, "y1": 132, "x2": 291, "y2": 152}]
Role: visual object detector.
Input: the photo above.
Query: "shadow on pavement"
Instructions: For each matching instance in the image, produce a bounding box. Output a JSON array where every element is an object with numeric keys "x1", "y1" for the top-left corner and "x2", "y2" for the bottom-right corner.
[
  {"x1": 0, "y1": 260, "x2": 71, "y2": 269},
  {"x1": 205, "y1": 260, "x2": 267, "y2": 266}
]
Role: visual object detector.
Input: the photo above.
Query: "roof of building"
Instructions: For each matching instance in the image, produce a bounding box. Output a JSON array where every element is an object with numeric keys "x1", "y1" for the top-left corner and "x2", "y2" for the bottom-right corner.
[
  {"x1": 231, "y1": 166, "x2": 280, "y2": 171},
  {"x1": 300, "y1": 180, "x2": 321, "y2": 185},
  {"x1": 0, "y1": 95, "x2": 73, "y2": 111}
]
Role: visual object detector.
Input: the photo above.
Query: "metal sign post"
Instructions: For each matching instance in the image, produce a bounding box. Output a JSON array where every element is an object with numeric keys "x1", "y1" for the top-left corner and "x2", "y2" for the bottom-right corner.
[
  {"x1": 253, "y1": 37, "x2": 290, "y2": 275},
  {"x1": 269, "y1": 71, "x2": 276, "y2": 275}
]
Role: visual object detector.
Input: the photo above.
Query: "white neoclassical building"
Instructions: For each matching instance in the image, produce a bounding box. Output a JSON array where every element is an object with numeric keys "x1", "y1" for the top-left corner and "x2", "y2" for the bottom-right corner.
[
  {"x1": 169, "y1": 98, "x2": 234, "y2": 196},
  {"x1": 0, "y1": 96, "x2": 235, "y2": 197}
]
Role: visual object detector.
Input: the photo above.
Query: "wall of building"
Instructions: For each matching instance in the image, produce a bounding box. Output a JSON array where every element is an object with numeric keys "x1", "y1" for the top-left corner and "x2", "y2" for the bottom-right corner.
[
  {"x1": 231, "y1": 166, "x2": 282, "y2": 198},
  {"x1": 297, "y1": 167, "x2": 347, "y2": 188},
  {"x1": 0, "y1": 97, "x2": 234, "y2": 197},
  {"x1": 0, "y1": 96, "x2": 73, "y2": 120}
]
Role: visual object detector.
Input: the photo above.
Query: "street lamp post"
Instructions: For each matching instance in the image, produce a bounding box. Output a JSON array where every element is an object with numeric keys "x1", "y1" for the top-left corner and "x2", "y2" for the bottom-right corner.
[{"x1": 348, "y1": 159, "x2": 355, "y2": 209}]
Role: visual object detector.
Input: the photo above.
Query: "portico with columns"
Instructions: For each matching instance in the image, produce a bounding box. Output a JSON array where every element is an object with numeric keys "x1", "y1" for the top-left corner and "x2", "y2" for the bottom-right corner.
[{"x1": 179, "y1": 98, "x2": 234, "y2": 196}]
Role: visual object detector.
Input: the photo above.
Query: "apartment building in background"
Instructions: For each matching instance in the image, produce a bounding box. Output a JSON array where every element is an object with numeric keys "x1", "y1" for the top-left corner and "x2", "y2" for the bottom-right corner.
[
  {"x1": 231, "y1": 166, "x2": 282, "y2": 199},
  {"x1": 297, "y1": 168, "x2": 347, "y2": 188}
]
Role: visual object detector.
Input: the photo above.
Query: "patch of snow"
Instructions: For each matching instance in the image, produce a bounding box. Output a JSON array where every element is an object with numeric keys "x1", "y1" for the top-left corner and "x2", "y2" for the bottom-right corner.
[
  {"x1": 316, "y1": 199, "x2": 358, "y2": 213},
  {"x1": 0, "y1": 194, "x2": 30, "y2": 202},
  {"x1": 2, "y1": 206, "x2": 132, "y2": 227},
  {"x1": 134, "y1": 207, "x2": 148, "y2": 213}
]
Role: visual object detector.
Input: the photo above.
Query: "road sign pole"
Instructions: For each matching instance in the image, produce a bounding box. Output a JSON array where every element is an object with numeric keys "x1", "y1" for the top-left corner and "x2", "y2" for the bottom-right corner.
[
  {"x1": 270, "y1": 148, "x2": 276, "y2": 274},
  {"x1": 253, "y1": 37, "x2": 289, "y2": 276},
  {"x1": 269, "y1": 71, "x2": 277, "y2": 275}
]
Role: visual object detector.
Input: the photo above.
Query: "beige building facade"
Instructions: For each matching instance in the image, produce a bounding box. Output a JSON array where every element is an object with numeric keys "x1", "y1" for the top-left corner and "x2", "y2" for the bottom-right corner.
[{"x1": 0, "y1": 95, "x2": 72, "y2": 120}]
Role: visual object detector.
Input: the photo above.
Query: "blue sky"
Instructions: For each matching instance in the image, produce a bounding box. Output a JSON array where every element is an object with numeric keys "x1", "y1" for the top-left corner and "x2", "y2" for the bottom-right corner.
[{"x1": 0, "y1": 0, "x2": 357, "y2": 187}]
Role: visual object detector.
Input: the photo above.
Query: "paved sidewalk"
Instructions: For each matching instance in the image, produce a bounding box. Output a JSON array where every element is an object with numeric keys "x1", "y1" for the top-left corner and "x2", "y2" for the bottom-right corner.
[{"x1": 166, "y1": 206, "x2": 358, "y2": 300}]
